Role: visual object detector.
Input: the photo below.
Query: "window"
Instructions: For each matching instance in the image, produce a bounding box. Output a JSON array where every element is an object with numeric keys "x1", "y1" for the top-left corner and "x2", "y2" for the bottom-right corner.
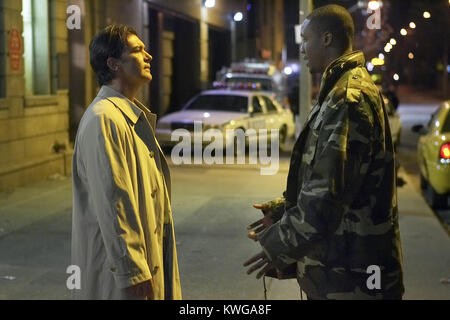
[
  {"x1": 441, "y1": 108, "x2": 450, "y2": 133},
  {"x1": 261, "y1": 96, "x2": 277, "y2": 113},
  {"x1": 252, "y1": 97, "x2": 263, "y2": 114},
  {"x1": 184, "y1": 94, "x2": 249, "y2": 113},
  {"x1": 22, "y1": 0, "x2": 51, "y2": 95}
]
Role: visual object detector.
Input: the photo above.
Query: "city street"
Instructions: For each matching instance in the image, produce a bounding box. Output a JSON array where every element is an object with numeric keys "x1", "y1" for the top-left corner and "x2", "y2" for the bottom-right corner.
[{"x1": 0, "y1": 88, "x2": 449, "y2": 299}]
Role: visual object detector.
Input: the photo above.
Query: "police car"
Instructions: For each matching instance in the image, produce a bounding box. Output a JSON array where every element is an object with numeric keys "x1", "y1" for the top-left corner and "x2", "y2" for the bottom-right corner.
[
  {"x1": 412, "y1": 100, "x2": 450, "y2": 209},
  {"x1": 155, "y1": 84, "x2": 295, "y2": 148}
]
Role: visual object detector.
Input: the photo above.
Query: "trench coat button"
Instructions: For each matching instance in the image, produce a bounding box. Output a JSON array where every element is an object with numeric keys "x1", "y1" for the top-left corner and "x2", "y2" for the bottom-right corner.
[{"x1": 149, "y1": 151, "x2": 154, "y2": 158}]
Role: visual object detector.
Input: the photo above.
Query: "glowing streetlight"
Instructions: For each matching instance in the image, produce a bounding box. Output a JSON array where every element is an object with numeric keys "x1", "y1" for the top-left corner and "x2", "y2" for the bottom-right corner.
[
  {"x1": 203, "y1": 0, "x2": 215, "y2": 8},
  {"x1": 384, "y1": 46, "x2": 391, "y2": 53},
  {"x1": 409, "y1": 22, "x2": 416, "y2": 29},
  {"x1": 408, "y1": 52, "x2": 414, "y2": 59},
  {"x1": 368, "y1": 0, "x2": 380, "y2": 11},
  {"x1": 233, "y1": 12, "x2": 243, "y2": 22},
  {"x1": 393, "y1": 74, "x2": 400, "y2": 81},
  {"x1": 390, "y1": 38, "x2": 397, "y2": 45},
  {"x1": 423, "y1": 11, "x2": 431, "y2": 19},
  {"x1": 386, "y1": 43, "x2": 393, "y2": 50},
  {"x1": 378, "y1": 53, "x2": 385, "y2": 59},
  {"x1": 400, "y1": 28, "x2": 408, "y2": 36},
  {"x1": 283, "y1": 66, "x2": 293, "y2": 75}
]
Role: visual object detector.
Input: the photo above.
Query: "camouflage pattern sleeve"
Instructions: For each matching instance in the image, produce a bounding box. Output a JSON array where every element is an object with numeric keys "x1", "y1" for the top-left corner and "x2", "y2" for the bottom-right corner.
[{"x1": 259, "y1": 94, "x2": 375, "y2": 270}]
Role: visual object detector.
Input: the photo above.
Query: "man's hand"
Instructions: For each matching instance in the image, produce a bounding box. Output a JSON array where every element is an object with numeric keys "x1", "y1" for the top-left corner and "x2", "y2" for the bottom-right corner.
[
  {"x1": 243, "y1": 251, "x2": 274, "y2": 279},
  {"x1": 247, "y1": 203, "x2": 275, "y2": 241},
  {"x1": 126, "y1": 279, "x2": 154, "y2": 299}
]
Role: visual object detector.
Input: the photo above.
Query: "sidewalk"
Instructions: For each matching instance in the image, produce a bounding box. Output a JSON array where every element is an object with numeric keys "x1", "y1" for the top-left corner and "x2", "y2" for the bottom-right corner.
[
  {"x1": 396, "y1": 168, "x2": 450, "y2": 299},
  {"x1": 0, "y1": 167, "x2": 448, "y2": 299}
]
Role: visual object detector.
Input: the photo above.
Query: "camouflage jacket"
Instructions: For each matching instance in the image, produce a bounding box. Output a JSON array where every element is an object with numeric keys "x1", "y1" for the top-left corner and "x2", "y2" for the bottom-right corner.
[{"x1": 258, "y1": 51, "x2": 404, "y2": 299}]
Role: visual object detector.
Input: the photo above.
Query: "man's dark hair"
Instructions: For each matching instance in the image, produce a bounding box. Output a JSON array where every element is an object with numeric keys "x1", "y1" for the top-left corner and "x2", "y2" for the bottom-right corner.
[
  {"x1": 89, "y1": 24, "x2": 137, "y2": 86},
  {"x1": 306, "y1": 4, "x2": 355, "y2": 53}
]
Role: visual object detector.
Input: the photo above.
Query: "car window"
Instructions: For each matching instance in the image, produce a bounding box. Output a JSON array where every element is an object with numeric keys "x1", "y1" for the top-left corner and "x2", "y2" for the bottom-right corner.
[
  {"x1": 184, "y1": 94, "x2": 248, "y2": 113},
  {"x1": 442, "y1": 107, "x2": 450, "y2": 133},
  {"x1": 252, "y1": 96, "x2": 263, "y2": 114},
  {"x1": 427, "y1": 107, "x2": 442, "y2": 133},
  {"x1": 261, "y1": 96, "x2": 277, "y2": 113}
]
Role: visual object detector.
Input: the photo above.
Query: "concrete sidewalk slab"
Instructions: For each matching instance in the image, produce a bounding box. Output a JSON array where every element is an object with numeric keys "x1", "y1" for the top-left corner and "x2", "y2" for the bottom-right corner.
[{"x1": 397, "y1": 168, "x2": 450, "y2": 299}]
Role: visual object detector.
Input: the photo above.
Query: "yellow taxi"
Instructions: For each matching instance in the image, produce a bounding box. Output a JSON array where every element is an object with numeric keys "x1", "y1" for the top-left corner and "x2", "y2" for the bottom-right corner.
[{"x1": 413, "y1": 101, "x2": 450, "y2": 208}]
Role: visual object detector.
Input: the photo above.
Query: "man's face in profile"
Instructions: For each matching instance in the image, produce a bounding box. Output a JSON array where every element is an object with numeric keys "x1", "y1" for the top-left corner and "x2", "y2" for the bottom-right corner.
[
  {"x1": 300, "y1": 19, "x2": 325, "y2": 74},
  {"x1": 117, "y1": 34, "x2": 153, "y2": 86}
]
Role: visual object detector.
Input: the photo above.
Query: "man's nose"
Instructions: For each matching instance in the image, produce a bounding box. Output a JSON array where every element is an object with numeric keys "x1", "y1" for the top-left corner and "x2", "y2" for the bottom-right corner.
[{"x1": 144, "y1": 51, "x2": 152, "y2": 62}]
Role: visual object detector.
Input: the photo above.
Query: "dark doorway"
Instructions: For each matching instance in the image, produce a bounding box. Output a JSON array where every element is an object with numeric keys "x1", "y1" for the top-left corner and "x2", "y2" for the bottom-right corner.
[
  {"x1": 169, "y1": 17, "x2": 201, "y2": 113},
  {"x1": 209, "y1": 27, "x2": 231, "y2": 84}
]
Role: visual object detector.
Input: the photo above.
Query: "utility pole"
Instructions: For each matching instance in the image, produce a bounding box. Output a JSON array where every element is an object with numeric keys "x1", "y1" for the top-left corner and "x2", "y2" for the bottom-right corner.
[{"x1": 297, "y1": 0, "x2": 313, "y2": 136}]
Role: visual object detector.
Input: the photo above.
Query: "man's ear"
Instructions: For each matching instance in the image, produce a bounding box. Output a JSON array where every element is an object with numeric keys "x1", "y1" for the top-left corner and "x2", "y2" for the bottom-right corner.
[
  {"x1": 322, "y1": 31, "x2": 333, "y2": 47},
  {"x1": 106, "y1": 57, "x2": 120, "y2": 72}
]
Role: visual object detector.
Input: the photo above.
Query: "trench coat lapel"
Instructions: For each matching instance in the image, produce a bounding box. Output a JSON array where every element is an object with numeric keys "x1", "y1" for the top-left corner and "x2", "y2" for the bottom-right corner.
[{"x1": 98, "y1": 86, "x2": 172, "y2": 197}]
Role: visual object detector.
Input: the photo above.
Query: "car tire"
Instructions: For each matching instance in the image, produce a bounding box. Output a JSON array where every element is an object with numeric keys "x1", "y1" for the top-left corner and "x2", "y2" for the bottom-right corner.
[{"x1": 425, "y1": 181, "x2": 448, "y2": 209}]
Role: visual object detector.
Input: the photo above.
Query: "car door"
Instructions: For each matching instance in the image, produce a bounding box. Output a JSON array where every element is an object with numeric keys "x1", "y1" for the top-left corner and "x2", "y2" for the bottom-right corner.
[
  {"x1": 248, "y1": 95, "x2": 268, "y2": 141},
  {"x1": 260, "y1": 95, "x2": 281, "y2": 132},
  {"x1": 419, "y1": 107, "x2": 442, "y2": 176}
]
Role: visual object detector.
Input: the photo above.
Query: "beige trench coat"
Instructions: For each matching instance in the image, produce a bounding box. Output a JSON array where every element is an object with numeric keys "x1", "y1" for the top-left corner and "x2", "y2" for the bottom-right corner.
[{"x1": 71, "y1": 85, "x2": 181, "y2": 300}]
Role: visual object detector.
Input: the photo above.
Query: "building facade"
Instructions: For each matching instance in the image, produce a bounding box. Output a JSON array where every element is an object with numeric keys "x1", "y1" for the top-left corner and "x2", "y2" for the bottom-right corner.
[{"x1": 0, "y1": 0, "x2": 284, "y2": 192}]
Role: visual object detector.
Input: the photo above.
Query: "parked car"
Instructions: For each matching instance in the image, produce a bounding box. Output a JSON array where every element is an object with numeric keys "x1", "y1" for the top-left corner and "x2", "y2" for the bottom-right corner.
[
  {"x1": 383, "y1": 95, "x2": 402, "y2": 149},
  {"x1": 412, "y1": 101, "x2": 450, "y2": 208},
  {"x1": 155, "y1": 88, "x2": 295, "y2": 148}
]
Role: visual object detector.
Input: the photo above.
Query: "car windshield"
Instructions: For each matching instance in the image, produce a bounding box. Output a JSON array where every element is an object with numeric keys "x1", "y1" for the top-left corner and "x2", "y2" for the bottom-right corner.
[
  {"x1": 225, "y1": 77, "x2": 273, "y2": 91},
  {"x1": 184, "y1": 94, "x2": 249, "y2": 113}
]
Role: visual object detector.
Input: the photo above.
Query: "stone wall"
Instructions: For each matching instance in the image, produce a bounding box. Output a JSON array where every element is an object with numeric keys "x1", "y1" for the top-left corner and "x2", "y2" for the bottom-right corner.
[{"x1": 0, "y1": 0, "x2": 71, "y2": 192}]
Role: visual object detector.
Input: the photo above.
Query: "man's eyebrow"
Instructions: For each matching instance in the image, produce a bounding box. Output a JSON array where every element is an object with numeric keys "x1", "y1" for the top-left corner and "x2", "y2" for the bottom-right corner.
[{"x1": 132, "y1": 44, "x2": 145, "y2": 50}]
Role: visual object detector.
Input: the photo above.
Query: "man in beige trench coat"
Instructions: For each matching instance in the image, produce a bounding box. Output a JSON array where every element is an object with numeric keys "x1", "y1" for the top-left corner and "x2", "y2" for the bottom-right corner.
[{"x1": 71, "y1": 24, "x2": 182, "y2": 300}]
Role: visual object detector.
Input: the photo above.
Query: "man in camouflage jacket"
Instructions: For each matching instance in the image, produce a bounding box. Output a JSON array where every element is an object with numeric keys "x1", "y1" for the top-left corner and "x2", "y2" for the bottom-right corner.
[{"x1": 244, "y1": 5, "x2": 404, "y2": 300}]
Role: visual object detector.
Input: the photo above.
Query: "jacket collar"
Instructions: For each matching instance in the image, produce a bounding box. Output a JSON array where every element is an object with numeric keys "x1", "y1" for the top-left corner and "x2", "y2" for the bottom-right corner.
[
  {"x1": 97, "y1": 85, "x2": 154, "y2": 126},
  {"x1": 317, "y1": 51, "x2": 365, "y2": 105}
]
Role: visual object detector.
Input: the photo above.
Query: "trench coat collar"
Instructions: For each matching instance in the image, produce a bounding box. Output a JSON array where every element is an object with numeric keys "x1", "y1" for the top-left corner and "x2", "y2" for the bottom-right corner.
[{"x1": 97, "y1": 85, "x2": 157, "y2": 129}]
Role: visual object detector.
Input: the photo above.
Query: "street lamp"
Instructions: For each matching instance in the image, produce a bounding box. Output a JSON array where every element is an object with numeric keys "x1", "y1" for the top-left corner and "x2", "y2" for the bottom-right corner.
[
  {"x1": 400, "y1": 28, "x2": 408, "y2": 36},
  {"x1": 390, "y1": 38, "x2": 397, "y2": 45},
  {"x1": 203, "y1": 0, "x2": 215, "y2": 8},
  {"x1": 408, "y1": 52, "x2": 414, "y2": 59},
  {"x1": 368, "y1": 0, "x2": 381, "y2": 11},
  {"x1": 409, "y1": 22, "x2": 416, "y2": 29},
  {"x1": 393, "y1": 73, "x2": 400, "y2": 81},
  {"x1": 423, "y1": 11, "x2": 431, "y2": 19},
  {"x1": 233, "y1": 12, "x2": 243, "y2": 22}
]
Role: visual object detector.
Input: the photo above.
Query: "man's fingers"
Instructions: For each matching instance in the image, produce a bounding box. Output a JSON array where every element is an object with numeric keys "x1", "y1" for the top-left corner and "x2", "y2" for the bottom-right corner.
[
  {"x1": 243, "y1": 252, "x2": 265, "y2": 267},
  {"x1": 247, "y1": 231, "x2": 258, "y2": 241},
  {"x1": 247, "y1": 219, "x2": 263, "y2": 230},
  {"x1": 246, "y1": 258, "x2": 269, "y2": 275},
  {"x1": 256, "y1": 264, "x2": 273, "y2": 279},
  {"x1": 253, "y1": 203, "x2": 264, "y2": 209},
  {"x1": 254, "y1": 225, "x2": 266, "y2": 233}
]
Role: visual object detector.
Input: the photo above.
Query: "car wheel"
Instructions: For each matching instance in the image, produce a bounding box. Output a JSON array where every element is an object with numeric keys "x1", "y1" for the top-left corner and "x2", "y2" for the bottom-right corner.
[{"x1": 425, "y1": 182, "x2": 448, "y2": 209}]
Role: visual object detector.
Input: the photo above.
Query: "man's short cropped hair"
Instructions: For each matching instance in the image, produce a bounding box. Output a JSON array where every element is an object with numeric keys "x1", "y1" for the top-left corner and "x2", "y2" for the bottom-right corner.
[
  {"x1": 89, "y1": 24, "x2": 137, "y2": 86},
  {"x1": 306, "y1": 4, "x2": 355, "y2": 53}
]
